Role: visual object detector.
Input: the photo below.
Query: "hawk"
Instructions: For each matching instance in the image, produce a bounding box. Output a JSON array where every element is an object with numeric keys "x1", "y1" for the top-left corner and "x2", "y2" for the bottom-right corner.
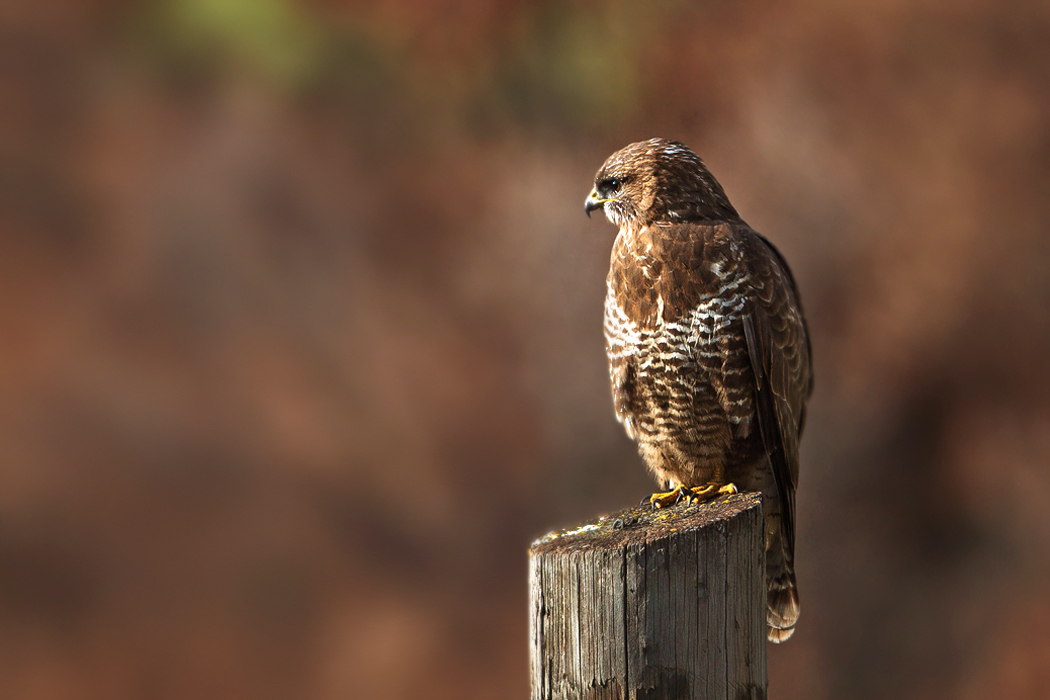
[{"x1": 586, "y1": 139, "x2": 813, "y2": 643}]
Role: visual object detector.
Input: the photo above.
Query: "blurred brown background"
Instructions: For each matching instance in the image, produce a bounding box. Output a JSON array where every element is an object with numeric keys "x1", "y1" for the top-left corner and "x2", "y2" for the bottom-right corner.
[{"x1": 2, "y1": 0, "x2": 1050, "y2": 698}]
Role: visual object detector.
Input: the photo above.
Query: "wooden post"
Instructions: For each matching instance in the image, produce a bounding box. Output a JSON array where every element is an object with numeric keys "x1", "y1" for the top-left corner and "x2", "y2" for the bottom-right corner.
[{"x1": 529, "y1": 492, "x2": 766, "y2": 700}]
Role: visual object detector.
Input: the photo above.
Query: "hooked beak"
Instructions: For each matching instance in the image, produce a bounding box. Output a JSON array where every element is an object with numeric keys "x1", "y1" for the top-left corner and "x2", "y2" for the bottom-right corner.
[{"x1": 585, "y1": 187, "x2": 607, "y2": 218}]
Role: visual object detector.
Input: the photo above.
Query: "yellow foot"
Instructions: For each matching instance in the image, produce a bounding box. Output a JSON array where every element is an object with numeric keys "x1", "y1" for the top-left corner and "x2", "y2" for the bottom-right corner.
[{"x1": 648, "y1": 482, "x2": 738, "y2": 509}]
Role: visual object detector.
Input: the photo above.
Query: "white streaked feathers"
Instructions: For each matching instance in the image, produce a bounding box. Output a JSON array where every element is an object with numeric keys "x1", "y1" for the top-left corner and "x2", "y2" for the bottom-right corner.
[{"x1": 604, "y1": 265, "x2": 752, "y2": 454}]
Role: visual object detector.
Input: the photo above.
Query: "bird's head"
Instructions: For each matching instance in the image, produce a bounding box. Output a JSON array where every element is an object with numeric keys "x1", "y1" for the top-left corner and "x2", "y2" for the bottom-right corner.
[{"x1": 585, "y1": 138, "x2": 739, "y2": 228}]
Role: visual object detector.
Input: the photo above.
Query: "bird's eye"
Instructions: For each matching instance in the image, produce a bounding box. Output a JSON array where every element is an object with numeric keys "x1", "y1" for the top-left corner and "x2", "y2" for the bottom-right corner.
[{"x1": 600, "y1": 178, "x2": 622, "y2": 196}]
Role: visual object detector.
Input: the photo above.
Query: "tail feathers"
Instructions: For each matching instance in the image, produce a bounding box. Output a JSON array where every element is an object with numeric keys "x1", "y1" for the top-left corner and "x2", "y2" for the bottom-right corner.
[{"x1": 766, "y1": 569, "x2": 799, "y2": 643}]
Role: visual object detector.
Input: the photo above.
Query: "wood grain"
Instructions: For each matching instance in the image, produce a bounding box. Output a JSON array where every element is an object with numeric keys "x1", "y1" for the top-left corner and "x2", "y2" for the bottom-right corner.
[{"x1": 529, "y1": 492, "x2": 766, "y2": 700}]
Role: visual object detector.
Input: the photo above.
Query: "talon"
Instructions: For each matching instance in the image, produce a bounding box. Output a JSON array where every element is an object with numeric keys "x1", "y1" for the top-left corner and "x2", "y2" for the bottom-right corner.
[
  {"x1": 648, "y1": 485, "x2": 689, "y2": 509},
  {"x1": 689, "y1": 484, "x2": 716, "y2": 501},
  {"x1": 648, "y1": 482, "x2": 739, "y2": 509},
  {"x1": 682, "y1": 482, "x2": 739, "y2": 504}
]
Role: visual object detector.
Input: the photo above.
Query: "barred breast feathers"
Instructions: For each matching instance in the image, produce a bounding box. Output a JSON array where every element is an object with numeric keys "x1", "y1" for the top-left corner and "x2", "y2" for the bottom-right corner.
[{"x1": 603, "y1": 222, "x2": 756, "y2": 444}]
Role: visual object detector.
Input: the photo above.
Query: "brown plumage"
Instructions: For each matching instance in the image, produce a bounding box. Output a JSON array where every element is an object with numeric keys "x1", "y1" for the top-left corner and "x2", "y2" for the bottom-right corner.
[{"x1": 585, "y1": 138, "x2": 813, "y2": 643}]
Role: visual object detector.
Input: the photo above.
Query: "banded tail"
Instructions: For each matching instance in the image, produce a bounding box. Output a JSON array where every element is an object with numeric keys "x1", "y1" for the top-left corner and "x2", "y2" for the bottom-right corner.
[{"x1": 766, "y1": 567, "x2": 799, "y2": 642}]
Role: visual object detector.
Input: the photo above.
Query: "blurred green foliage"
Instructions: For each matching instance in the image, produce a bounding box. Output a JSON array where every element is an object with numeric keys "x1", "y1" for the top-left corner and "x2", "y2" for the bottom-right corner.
[
  {"x1": 138, "y1": 0, "x2": 672, "y2": 132},
  {"x1": 494, "y1": 1, "x2": 652, "y2": 130},
  {"x1": 151, "y1": 0, "x2": 328, "y2": 84}
]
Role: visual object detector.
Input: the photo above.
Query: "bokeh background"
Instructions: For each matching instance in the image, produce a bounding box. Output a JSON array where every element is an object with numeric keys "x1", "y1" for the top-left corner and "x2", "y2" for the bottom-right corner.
[{"x1": 3, "y1": 0, "x2": 1050, "y2": 698}]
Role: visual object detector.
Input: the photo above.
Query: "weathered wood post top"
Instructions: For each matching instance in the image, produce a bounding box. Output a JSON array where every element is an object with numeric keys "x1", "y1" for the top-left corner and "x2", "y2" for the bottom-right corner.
[{"x1": 529, "y1": 492, "x2": 767, "y2": 700}]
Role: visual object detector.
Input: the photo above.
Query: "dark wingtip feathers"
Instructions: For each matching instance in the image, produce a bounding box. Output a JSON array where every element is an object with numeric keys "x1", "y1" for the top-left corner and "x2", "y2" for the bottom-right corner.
[{"x1": 766, "y1": 571, "x2": 800, "y2": 643}]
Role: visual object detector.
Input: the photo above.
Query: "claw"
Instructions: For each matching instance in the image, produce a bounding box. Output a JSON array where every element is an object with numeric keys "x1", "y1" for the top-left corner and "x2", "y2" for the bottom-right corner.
[
  {"x1": 716, "y1": 483, "x2": 738, "y2": 496},
  {"x1": 647, "y1": 482, "x2": 738, "y2": 509},
  {"x1": 648, "y1": 485, "x2": 690, "y2": 509}
]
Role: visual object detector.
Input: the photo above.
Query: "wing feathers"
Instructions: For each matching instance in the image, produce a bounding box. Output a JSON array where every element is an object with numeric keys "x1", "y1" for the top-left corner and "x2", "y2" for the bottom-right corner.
[{"x1": 742, "y1": 233, "x2": 811, "y2": 558}]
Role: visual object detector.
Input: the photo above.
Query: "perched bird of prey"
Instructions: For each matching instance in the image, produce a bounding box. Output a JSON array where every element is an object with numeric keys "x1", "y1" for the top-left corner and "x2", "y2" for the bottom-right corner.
[{"x1": 586, "y1": 139, "x2": 813, "y2": 643}]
